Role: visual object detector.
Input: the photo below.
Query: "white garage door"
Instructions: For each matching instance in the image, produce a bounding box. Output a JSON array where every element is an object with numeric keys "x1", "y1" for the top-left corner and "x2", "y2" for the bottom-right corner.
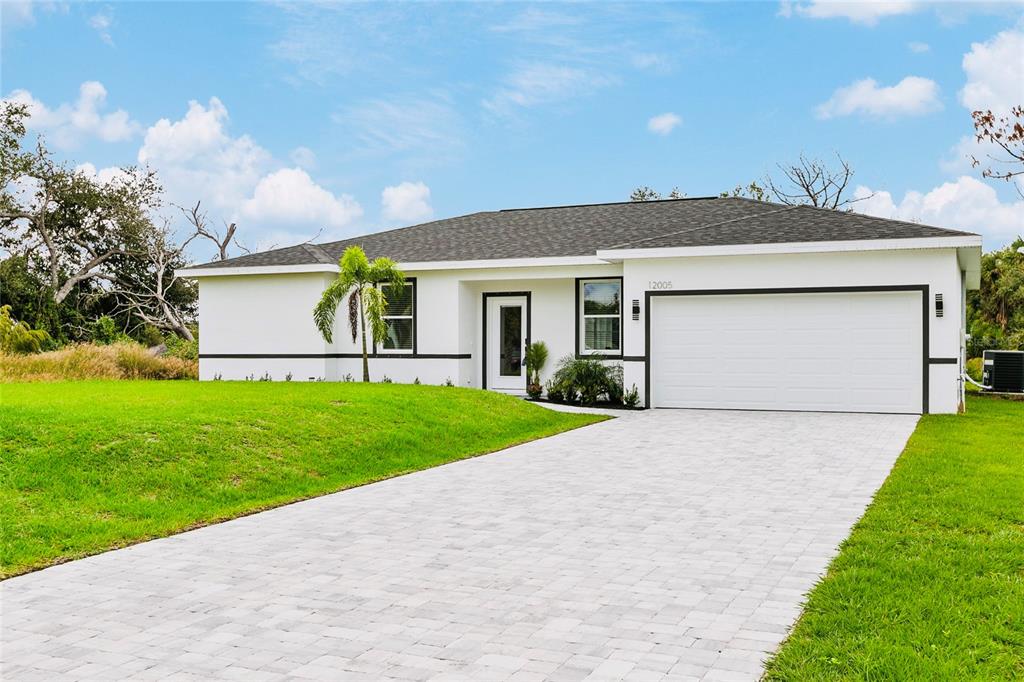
[{"x1": 650, "y1": 291, "x2": 923, "y2": 413}]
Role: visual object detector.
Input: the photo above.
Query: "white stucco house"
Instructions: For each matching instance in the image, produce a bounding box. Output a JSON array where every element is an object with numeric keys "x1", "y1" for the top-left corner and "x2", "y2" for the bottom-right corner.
[{"x1": 178, "y1": 197, "x2": 983, "y2": 414}]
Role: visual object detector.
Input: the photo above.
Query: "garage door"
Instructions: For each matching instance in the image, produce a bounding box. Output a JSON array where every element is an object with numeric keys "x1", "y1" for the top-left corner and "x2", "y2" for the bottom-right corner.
[{"x1": 649, "y1": 291, "x2": 923, "y2": 413}]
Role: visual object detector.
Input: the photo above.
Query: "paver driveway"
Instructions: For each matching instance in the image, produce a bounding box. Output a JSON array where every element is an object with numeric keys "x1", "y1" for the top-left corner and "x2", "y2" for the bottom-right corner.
[{"x1": 1, "y1": 409, "x2": 917, "y2": 681}]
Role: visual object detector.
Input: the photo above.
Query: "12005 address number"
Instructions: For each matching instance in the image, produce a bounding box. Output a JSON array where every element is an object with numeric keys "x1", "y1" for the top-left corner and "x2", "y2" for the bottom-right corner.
[{"x1": 648, "y1": 281, "x2": 673, "y2": 290}]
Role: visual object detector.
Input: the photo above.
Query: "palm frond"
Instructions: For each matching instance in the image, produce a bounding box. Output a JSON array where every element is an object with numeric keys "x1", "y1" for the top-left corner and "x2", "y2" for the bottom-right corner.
[
  {"x1": 362, "y1": 286, "x2": 389, "y2": 345},
  {"x1": 313, "y1": 278, "x2": 351, "y2": 343}
]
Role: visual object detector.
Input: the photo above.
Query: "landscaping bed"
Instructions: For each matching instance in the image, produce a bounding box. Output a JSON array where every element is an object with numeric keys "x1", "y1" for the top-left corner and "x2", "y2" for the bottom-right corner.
[
  {"x1": 765, "y1": 395, "x2": 1024, "y2": 680},
  {"x1": 0, "y1": 381, "x2": 603, "y2": 578}
]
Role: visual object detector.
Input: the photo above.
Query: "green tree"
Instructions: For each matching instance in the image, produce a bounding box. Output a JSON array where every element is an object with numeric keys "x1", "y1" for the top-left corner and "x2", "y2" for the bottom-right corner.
[
  {"x1": 0, "y1": 101, "x2": 203, "y2": 342},
  {"x1": 313, "y1": 246, "x2": 405, "y2": 382},
  {"x1": 720, "y1": 182, "x2": 768, "y2": 201},
  {"x1": 0, "y1": 304, "x2": 51, "y2": 353},
  {"x1": 967, "y1": 237, "x2": 1024, "y2": 354},
  {"x1": 630, "y1": 186, "x2": 684, "y2": 201}
]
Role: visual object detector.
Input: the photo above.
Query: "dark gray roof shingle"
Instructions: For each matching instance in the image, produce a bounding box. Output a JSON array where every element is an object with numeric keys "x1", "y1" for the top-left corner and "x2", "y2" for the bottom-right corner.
[{"x1": 189, "y1": 197, "x2": 976, "y2": 270}]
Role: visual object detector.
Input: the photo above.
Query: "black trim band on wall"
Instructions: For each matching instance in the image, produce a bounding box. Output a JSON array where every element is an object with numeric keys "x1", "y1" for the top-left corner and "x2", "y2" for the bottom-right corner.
[
  {"x1": 575, "y1": 276, "x2": 624, "y2": 360},
  {"x1": 928, "y1": 357, "x2": 958, "y2": 364},
  {"x1": 481, "y1": 291, "x2": 532, "y2": 391},
  {"x1": 643, "y1": 285, "x2": 931, "y2": 414},
  {"x1": 622, "y1": 355, "x2": 647, "y2": 362},
  {"x1": 199, "y1": 353, "x2": 471, "y2": 360}
]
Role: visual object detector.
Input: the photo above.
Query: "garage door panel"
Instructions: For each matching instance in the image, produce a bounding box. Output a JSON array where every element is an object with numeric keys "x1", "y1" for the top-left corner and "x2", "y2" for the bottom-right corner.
[{"x1": 650, "y1": 292, "x2": 922, "y2": 414}]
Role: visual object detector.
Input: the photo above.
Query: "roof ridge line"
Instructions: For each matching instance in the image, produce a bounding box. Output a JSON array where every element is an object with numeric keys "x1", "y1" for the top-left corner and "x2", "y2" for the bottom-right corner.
[
  {"x1": 789, "y1": 203, "x2": 975, "y2": 237},
  {"x1": 500, "y1": 196, "x2": 719, "y2": 212},
  {"x1": 605, "y1": 205, "x2": 800, "y2": 250},
  {"x1": 301, "y1": 242, "x2": 334, "y2": 264}
]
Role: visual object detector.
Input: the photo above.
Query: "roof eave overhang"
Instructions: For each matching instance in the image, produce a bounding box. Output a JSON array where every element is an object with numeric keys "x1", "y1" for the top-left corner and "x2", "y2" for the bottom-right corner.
[
  {"x1": 596, "y1": 236, "x2": 983, "y2": 262},
  {"x1": 176, "y1": 263, "x2": 340, "y2": 278},
  {"x1": 177, "y1": 255, "x2": 612, "y2": 278},
  {"x1": 394, "y1": 255, "x2": 610, "y2": 271}
]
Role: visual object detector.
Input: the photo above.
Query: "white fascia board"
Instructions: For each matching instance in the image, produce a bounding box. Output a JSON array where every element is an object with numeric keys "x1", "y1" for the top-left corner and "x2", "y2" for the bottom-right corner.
[
  {"x1": 176, "y1": 263, "x2": 339, "y2": 278},
  {"x1": 595, "y1": 236, "x2": 983, "y2": 261},
  {"x1": 957, "y1": 245, "x2": 983, "y2": 290},
  {"x1": 394, "y1": 255, "x2": 610, "y2": 271},
  {"x1": 176, "y1": 255, "x2": 610, "y2": 278}
]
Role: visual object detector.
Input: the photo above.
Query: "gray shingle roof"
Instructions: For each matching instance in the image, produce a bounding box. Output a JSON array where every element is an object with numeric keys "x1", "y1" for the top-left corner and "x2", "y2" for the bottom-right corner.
[{"x1": 189, "y1": 197, "x2": 976, "y2": 270}]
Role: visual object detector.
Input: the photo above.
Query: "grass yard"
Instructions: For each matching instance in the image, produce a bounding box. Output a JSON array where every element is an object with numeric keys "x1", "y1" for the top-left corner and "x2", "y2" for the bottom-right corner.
[
  {"x1": 765, "y1": 395, "x2": 1024, "y2": 680},
  {"x1": 0, "y1": 381, "x2": 603, "y2": 578}
]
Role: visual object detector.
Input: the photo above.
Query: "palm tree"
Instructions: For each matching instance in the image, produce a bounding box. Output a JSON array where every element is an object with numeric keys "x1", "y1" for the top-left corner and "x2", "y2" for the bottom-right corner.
[{"x1": 313, "y1": 246, "x2": 405, "y2": 382}]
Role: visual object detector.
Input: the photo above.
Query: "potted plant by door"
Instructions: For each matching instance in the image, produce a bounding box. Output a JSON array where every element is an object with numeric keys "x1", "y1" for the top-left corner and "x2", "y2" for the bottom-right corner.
[{"x1": 524, "y1": 341, "x2": 548, "y2": 399}]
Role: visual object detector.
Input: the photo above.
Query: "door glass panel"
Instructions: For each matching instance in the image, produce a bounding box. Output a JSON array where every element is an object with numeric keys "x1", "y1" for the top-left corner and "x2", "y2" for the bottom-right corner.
[{"x1": 499, "y1": 305, "x2": 522, "y2": 376}]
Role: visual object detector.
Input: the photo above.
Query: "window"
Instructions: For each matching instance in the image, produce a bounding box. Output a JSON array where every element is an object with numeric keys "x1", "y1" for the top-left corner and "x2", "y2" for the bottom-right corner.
[
  {"x1": 580, "y1": 279, "x2": 621, "y2": 354},
  {"x1": 380, "y1": 281, "x2": 414, "y2": 351}
]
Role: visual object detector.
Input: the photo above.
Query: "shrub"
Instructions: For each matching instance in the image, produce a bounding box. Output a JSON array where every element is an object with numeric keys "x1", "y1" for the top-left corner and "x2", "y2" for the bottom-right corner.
[
  {"x1": 545, "y1": 381, "x2": 565, "y2": 403},
  {"x1": 164, "y1": 334, "x2": 198, "y2": 361},
  {"x1": 622, "y1": 384, "x2": 641, "y2": 409},
  {"x1": 0, "y1": 342, "x2": 197, "y2": 382},
  {"x1": 0, "y1": 305, "x2": 51, "y2": 354},
  {"x1": 525, "y1": 341, "x2": 549, "y2": 385},
  {"x1": 136, "y1": 324, "x2": 165, "y2": 348},
  {"x1": 966, "y1": 357, "x2": 984, "y2": 382},
  {"x1": 548, "y1": 355, "x2": 623, "y2": 406},
  {"x1": 526, "y1": 382, "x2": 543, "y2": 399},
  {"x1": 91, "y1": 316, "x2": 120, "y2": 345}
]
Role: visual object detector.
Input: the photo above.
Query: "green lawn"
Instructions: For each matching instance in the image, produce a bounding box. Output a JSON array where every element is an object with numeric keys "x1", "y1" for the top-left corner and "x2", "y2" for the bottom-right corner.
[
  {"x1": 765, "y1": 395, "x2": 1024, "y2": 680},
  {"x1": 0, "y1": 381, "x2": 602, "y2": 578}
]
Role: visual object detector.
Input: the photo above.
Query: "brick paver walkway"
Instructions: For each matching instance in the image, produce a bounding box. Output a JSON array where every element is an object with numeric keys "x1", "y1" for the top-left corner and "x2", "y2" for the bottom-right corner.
[{"x1": 1, "y1": 409, "x2": 917, "y2": 681}]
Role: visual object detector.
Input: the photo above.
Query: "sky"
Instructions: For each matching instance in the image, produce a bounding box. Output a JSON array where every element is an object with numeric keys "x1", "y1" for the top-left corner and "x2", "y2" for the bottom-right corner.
[{"x1": 2, "y1": 0, "x2": 1023, "y2": 260}]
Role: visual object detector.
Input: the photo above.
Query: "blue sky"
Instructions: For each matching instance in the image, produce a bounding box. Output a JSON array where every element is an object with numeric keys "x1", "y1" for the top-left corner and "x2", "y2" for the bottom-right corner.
[{"x1": 3, "y1": 1, "x2": 1022, "y2": 257}]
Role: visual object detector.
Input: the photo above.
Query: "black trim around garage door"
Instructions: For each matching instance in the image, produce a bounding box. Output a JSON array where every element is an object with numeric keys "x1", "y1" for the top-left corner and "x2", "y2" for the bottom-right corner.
[
  {"x1": 644, "y1": 285, "x2": 930, "y2": 414},
  {"x1": 199, "y1": 353, "x2": 471, "y2": 359},
  {"x1": 481, "y1": 291, "x2": 532, "y2": 390}
]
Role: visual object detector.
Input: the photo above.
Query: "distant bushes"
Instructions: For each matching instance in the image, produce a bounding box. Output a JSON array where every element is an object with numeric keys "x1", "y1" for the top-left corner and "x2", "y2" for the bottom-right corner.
[
  {"x1": 0, "y1": 305, "x2": 52, "y2": 354},
  {"x1": 0, "y1": 342, "x2": 197, "y2": 382}
]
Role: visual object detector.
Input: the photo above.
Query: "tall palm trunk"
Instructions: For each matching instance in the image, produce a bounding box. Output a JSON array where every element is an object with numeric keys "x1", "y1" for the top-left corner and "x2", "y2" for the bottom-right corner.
[{"x1": 358, "y1": 287, "x2": 370, "y2": 382}]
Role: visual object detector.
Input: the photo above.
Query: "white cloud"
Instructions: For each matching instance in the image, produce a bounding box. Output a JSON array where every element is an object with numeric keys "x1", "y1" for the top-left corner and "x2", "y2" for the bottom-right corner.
[
  {"x1": 960, "y1": 28, "x2": 1024, "y2": 114},
  {"x1": 3, "y1": 81, "x2": 140, "y2": 149},
  {"x1": 333, "y1": 94, "x2": 464, "y2": 160},
  {"x1": 632, "y1": 53, "x2": 671, "y2": 71},
  {"x1": 483, "y1": 63, "x2": 615, "y2": 115},
  {"x1": 489, "y1": 8, "x2": 582, "y2": 33},
  {"x1": 240, "y1": 168, "x2": 362, "y2": 231},
  {"x1": 854, "y1": 176, "x2": 1024, "y2": 247},
  {"x1": 137, "y1": 97, "x2": 362, "y2": 249},
  {"x1": 89, "y1": 10, "x2": 114, "y2": 46},
  {"x1": 381, "y1": 181, "x2": 432, "y2": 223},
  {"x1": 779, "y1": 1, "x2": 919, "y2": 25},
  {"x1": 137, "y1": 97, "x2": 270, "y2": 213},
  {"x1": 815, "y1": 76, "x2": 941, "y2": 119},
  {"x1": 289, "y1": 146, "x2": 317, "y2": 169},
  {"x1": 1, "y1": 1, "x2": 35, "y2": 26},
  {"x1": 74, "y1": 162, "x2": 128, "y2": 184},
  {"x1": 647, "y1": 112, "x2": 682, "y2": 136},
  {"x1": 907, "y1": 41, "x2": 930, "y2": 53}
]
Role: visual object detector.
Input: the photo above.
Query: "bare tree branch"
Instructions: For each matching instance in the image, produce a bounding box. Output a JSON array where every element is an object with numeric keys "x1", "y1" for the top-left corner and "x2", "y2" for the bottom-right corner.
[{"x1": 765, "y1": 152, "x2": 865, "y2": 210}]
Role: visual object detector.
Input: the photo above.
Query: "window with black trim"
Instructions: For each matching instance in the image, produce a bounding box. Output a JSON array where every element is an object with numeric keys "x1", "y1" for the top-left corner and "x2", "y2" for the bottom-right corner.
[
  {"x1": 580, "y1": 279, "x2": 621, "y2": 354},
  {"x1": 381, "y1": 282, "x2": 414, "y2": 351}
]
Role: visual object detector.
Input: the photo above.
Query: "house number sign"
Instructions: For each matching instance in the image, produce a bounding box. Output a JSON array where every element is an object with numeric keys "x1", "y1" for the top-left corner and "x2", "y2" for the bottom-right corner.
[{"x1": 648, "y1": 281, "x2": 673, "y2": 290}]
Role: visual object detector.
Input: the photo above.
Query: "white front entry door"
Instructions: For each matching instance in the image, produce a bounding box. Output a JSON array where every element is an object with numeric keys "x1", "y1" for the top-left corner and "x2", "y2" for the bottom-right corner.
[
  {"x1": 486, "y1": 296, "x2": 527, "y2": 392},
  {"x1": 649, "y1": 291, "x2": 923, "y2": 413}
]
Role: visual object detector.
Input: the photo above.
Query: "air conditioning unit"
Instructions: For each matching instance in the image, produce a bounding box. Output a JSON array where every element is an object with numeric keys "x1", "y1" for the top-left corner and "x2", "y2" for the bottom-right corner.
[{"x1": 982, "y1": 350, "x2": 1024, "y2": 393}]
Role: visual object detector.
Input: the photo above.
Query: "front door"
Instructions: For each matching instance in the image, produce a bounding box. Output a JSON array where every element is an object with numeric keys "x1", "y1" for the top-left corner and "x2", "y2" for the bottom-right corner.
[{"x1": 486, "y1": 296, "x2": 527, "y2": 392}]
